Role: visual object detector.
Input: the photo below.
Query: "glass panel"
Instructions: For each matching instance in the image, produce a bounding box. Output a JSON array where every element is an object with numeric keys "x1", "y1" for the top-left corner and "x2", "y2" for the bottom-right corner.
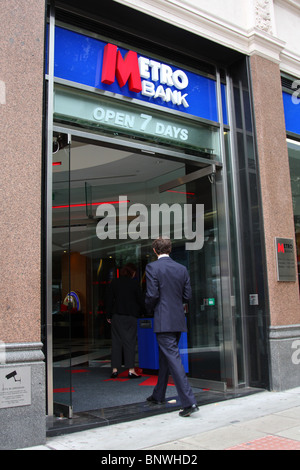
[
  {"x1": 230, "y1": 62, "x2": 270, "y2": 388},
  {"x1": 52, "y1": 133, "x2": 73, "y2": 415},
  {"x1": 52, "y1": 136, "x2": 225, "y2": 413},
  {"x1": 224, "y1": 131, "x2": 245, "y2": 384},
  {"x1": 287, "y1": 139, "x2": 300, "y2": 290},
  {"x1": 157, "y1": 170, "x2": 224, "y2": 382},
  {"x1": 54, "y1": 84, "x2": 221, "y2": 160}
]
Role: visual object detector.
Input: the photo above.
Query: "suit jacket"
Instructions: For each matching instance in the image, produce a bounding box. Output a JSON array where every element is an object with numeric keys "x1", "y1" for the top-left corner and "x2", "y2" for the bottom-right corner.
[
  {"x1": 145, "y1": 256, "x2": 192, "y2": 333},
  {"x1": 106, "y1": 277, "x2": 145, "y2": 319}
]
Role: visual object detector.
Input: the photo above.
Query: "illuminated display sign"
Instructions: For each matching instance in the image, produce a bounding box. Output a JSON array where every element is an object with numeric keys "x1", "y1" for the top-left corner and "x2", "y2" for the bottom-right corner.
[
  {"x1": 282, "y1": 91, "x2": 300, "y2": 135},
  {"x1": 101, "y1": 42, "x2": 190, "y2": 108},
  {"x1": 53, "y1": 26, "x2": 226, "y2": 123},
  {"x1": 54, "y1": 85, "x2": 219, "y2": 154}
]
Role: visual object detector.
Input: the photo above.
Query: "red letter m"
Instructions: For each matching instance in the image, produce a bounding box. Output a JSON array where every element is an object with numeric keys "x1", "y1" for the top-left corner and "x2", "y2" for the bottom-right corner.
[
  {"x1": 278, "y1": 243, "x2": 285, "y2": 253},
  {"x1": 101, "y1": 43, "x2": 142, "y2": 93}
]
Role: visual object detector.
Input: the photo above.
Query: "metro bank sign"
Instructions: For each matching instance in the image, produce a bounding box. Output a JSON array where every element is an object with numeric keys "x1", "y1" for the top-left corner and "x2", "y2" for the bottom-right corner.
[
  {"x1": 101, "y1": 43, "x2": 189, "y2": 108},
  {"x1": 53, "y1": 27, "x2": 223, "y2": 123}
]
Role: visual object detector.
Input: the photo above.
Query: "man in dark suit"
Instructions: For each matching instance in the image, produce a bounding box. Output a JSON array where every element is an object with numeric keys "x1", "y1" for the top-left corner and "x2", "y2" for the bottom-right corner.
[{"x1": 145, "y1": 237, "x2": 199, "y2": 417}]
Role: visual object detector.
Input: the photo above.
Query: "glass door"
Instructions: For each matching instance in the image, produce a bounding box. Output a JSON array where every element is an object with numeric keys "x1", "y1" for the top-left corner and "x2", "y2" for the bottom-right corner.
[
  {"x1": 51, "y1": 133, "x2": 228, "y2": 415},
  {"x1": 52, "y1": 133, "x2": 73, "y2": 418},
  {"x1": 156, "y1": 165, "x2": 225, "y2": 387}
]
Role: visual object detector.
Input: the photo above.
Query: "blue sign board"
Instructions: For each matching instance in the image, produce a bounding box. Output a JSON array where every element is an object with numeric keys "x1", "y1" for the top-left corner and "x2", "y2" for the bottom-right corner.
[
  {"x1": 53, "y1": 26, "x2": 224, "y2": 124},
  {"x1": 282, "y1": 91, "x2": 300, "y2": 135}
]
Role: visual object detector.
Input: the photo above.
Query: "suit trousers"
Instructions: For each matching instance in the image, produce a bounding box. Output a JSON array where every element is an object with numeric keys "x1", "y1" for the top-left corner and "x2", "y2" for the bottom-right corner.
[
  {"x1": 111, "y1": 314, "x2": 137, "y2": 370},
  {"x1": 153, "y1": 332, "x2": 196, "y2": 409}
]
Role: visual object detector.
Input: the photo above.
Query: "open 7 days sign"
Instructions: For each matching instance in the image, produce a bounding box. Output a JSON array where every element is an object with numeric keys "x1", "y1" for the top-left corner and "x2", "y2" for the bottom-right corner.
[{"x1": 53, "y1": 26, "x2": 223, "y2": 123}]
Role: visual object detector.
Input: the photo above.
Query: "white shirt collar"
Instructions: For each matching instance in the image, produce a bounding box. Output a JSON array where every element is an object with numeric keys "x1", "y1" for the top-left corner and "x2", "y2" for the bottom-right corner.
[{"x1": 158, "y1": 254, "x2": 169, "y2": 259}]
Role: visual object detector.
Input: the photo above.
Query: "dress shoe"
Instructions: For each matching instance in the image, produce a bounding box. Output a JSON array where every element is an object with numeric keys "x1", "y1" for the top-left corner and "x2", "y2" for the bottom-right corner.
[
  {"x1": 128, "y1": 372, "x2": 140, "y2": 379},
  {"x1": 179, "y1": 404, "x2": 199, "y2": 417},
  {"x1": 147, "y1": 395, "x2": 166, "y2": 405},
  {"x1": 111, "y1": 372, "x2": 118, "y2": 378}
]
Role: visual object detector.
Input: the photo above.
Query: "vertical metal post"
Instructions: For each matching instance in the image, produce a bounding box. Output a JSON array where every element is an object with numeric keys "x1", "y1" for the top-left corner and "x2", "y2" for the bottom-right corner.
[
  {"x1": 46, "y1": 0, "x2": 55, "y2": 417},
  {"x1": 224, "y1": 72, "x2": 249, "y2": 387},
  {"x1": 215, "y1": 68, "x2": 238, "y2": 389}
]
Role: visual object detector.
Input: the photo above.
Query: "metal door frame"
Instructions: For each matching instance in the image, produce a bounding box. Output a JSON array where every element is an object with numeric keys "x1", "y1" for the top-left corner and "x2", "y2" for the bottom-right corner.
[
  {"x1": 45, "y1": 4, "x2": 239, "y2": 417},
  {"x1": 46, "y1": 126, "x2": 233, "y2": 410}
]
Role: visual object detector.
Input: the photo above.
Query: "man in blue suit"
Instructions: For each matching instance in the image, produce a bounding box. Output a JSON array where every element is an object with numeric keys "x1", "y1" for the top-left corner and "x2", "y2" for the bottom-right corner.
[{"x1": 145, "y1": 237, "x2": 199, "y2": 417}]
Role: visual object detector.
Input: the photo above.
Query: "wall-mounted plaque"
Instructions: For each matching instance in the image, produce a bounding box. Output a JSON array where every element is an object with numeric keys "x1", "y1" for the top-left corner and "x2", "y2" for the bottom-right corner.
[
  {"x1": 275, "y1": 237, "x2": 297, "y2": 282},
  {"x1": 0, "y1": 366, "x2": 31, "y2": 409}
]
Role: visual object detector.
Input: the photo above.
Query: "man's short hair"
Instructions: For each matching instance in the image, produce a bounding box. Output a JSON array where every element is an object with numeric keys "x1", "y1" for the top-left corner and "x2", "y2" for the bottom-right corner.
[{"x1": 152, "y1": 237, "x2": 172, "y2": 255}]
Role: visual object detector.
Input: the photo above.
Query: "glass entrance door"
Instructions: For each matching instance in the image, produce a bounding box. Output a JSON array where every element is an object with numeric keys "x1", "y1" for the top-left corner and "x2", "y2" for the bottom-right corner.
[
  {"x1": 157, "y1": 166, "x2": 224, "y2": 385},
  {"x1": 51, "y1": 133, "x2": 227, "y2": 415},
  {"x1": 52, "y1": 133, "x2": 73, "y2": 417}
]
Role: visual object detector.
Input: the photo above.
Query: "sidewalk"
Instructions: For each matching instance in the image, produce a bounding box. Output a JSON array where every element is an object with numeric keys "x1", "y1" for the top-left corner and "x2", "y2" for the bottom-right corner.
[{"x1": 22, "y1": 387, "x2": 300, "y2": 450}]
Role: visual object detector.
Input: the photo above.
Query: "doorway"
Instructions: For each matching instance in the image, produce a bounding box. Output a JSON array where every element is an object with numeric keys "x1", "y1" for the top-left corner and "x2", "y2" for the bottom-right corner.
[{"x1": 51, "y1": 132, "x2": 226, "y2": 416}]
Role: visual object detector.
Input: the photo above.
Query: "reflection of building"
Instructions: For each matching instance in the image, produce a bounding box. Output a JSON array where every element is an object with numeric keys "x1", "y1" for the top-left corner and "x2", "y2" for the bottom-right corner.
[{"x1": 1, "y1": 0, "x2": 299, "y2": 450}]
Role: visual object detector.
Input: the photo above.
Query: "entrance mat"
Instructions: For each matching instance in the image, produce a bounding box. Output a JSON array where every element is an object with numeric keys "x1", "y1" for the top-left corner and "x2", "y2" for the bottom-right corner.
[
  {"x1": 47, "y1": 390, "x2": 218, "y2": 437},
  {"x1": 226, "y1": 435, "x2": 300, "y2": 450},
  {"x1": 47, "y1": 377, "x2": 263, "y2": 437},
  {"x1": 52, "y1": 367, "x2": 178, "y2": 412}
]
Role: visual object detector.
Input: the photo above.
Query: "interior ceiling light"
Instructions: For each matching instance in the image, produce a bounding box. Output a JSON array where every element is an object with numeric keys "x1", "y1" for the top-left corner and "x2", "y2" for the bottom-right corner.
[
  {"x1": 167, "y1": 190, "x2": 195, "y2": 195},
  {"x1": 287, "y1": 138, "x2": 300, "y2": 146}
]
